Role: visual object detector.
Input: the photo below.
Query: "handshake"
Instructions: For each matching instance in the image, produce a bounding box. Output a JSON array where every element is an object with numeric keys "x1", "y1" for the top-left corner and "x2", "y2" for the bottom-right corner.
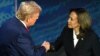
[{"x1": 41, "y1": 41, "x2": 51, "y2": 52}]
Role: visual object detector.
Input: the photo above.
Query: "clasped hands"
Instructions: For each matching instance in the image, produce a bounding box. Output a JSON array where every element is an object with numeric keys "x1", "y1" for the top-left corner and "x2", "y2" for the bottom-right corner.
[{"x1": 41, "y1": 41, "x2": 50, "y2": 52}]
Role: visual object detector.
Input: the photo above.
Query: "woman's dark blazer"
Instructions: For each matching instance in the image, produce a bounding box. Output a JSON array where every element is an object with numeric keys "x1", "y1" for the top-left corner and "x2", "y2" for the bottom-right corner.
[{"x1": 52, "y1": 26, "x2": 100, "y2": 56}]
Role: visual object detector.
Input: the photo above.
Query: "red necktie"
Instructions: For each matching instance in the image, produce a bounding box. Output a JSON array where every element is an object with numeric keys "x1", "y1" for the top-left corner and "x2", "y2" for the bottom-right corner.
[{"x1": 26, "y1": 27, "x2": 29, "y2": 32}]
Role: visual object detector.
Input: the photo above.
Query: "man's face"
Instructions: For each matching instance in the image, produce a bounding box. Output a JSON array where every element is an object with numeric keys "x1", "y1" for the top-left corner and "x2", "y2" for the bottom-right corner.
[
  {"x1": 28, "y1": 12, "x2": 40, "y2": 27},
  {"x1": 68, "y1": 11, "x2": 80, "y2": 29}
]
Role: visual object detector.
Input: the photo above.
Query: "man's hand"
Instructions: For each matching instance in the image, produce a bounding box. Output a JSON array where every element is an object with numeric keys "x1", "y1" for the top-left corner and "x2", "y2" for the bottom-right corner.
[{"x1": 42, "y1": 41, "x2": 50, "y2": 52}]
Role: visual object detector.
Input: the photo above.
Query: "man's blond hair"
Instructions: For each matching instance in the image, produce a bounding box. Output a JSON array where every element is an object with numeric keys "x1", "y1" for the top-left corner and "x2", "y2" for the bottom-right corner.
[{"x1": 16, "y1": 1, "x2": 42, "y2": 21}]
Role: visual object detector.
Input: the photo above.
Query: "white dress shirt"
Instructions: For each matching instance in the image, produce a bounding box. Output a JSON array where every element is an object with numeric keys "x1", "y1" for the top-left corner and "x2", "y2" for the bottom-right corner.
[
  {"x1": 16, "y1": 16, "x2": 27, "y2": 28},
  {"x1": 73, "y1": 30, "x2": 79, "y2": 47},
  {"x1": 20, "y1": 20, "x2": 27, "y2": 28}
]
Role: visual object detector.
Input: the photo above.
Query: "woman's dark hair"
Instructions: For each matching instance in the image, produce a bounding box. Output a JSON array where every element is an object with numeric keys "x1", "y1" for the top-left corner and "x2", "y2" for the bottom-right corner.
[{"x1": 69, "y1": 8, "x2": 92, "y2": 38}]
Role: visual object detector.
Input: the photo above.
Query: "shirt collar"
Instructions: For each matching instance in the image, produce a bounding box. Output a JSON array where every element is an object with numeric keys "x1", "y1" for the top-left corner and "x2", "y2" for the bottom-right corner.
[{"x1": 20, "y1": 20, "x2": 27, "y2": 28}]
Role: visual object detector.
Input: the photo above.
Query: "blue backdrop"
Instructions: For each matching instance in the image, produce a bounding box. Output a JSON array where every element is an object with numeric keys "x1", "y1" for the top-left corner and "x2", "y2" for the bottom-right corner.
[{"x1": 0, "y1": 0, "x2": 100, "y2": 45}]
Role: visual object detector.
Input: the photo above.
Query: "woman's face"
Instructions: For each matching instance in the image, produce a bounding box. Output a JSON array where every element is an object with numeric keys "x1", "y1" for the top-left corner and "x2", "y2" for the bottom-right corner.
[{"x1": 68, "y1": 11, "x2": 80, "y2": 29}]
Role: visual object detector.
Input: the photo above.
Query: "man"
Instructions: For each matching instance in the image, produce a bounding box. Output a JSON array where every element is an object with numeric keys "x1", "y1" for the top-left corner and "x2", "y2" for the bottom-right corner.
[{"x1": 0, "y1": 1, "x2": 50, "y2": 56}]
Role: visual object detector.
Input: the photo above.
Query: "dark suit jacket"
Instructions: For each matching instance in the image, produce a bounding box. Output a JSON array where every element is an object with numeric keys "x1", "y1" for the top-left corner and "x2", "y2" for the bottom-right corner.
[
  {"x1": 52, "y1": 26, "x2": 100, "y2": 56},
  {"x1": 0, "y1": 17, "x2": 46, "y2": 56}
]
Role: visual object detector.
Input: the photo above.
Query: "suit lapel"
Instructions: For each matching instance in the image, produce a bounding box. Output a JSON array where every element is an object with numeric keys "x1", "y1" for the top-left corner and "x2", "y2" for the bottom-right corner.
[
  {"x1": 66, "y1": 29, "x2": 74, "y2": 50},
  {"x1": 67, "y1": 28, "x2": 85, "y2": 50},
  {"x1": 15, "y1": 18, "x2": 29, "y2": 33},
  {"x1": 70, "y1": 31, "x2": 74, "y2": 49},
  {"x1": 74, "y1": 36, "x2": 85, "y2": 50}
]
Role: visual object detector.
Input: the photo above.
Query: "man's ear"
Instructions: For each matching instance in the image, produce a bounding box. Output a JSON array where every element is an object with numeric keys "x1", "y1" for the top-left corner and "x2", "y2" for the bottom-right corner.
[
  {"x1": 25, "y1": 18, "x2": 29, "y2": 22},
  {"x1": 27, "y1": 18, "x2": 29, "y2": 22},
  {"x1": 25, "y1": 15, "x2": 31, "y2": 22}
]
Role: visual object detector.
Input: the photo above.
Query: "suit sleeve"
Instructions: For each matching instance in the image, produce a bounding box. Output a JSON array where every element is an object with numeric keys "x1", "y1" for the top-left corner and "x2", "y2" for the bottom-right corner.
[
  {"x1": 16, "y1": 34, "x2": 46, "y2": 56},
  {"x1": 50, "y1": 27, "x2": 66, "y2": 51},
  {"x1": 50, "y1": 34, "x2": 63, "y2": 51},
  {"x1": 0, "y1": 18, "x2": 46, "y2": 56},
  {"x1": 92, "y1": 34, "x2": 100, "y2": 56}
]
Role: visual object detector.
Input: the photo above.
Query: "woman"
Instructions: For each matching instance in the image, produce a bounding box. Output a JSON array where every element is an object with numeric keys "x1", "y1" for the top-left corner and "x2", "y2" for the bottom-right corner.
[{"x1": 50, "y1": 8, "x2": 100, "y2": 56}]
